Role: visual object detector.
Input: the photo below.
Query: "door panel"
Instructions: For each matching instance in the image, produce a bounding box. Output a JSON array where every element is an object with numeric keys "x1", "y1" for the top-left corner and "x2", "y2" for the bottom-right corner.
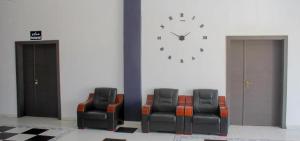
[
  {"x1": 21, "y1": 43, "x2": 58, "y2": 118},
  {"x1": 35, "y1": 44, "x2": 58, "y2": 118},
  {"x1": 228, "y1": 40, "x2": 283, "y2": 126},
  {"x1": 228, "y1": 40, "x2": 245, "y2": 125},
  {"x1": 243, "y1": 40, "x2": 282, "y2": 126},
  {"x1": 23, "y1": 45, "x2": 36, "y2": 116}
]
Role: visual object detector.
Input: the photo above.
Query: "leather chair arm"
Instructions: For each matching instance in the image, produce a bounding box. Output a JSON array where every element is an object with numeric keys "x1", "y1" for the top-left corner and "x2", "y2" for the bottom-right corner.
[
  {"x1": 107, "y1": 103, "x2": 122, "y2": 113},
  {"x1": 107, "y1": 94, "x2": 124, "y2": 113},
  {"x1": 142, "y1": 105, "x2": 152, "y2": 115},
  {"x1": 77, "y1": 93, "x2": 93, "y2": 112},
  {"x1": 219, "y1": 106, "x2": 228, "y2": 118},
  {"x1": 142, "y1": 94, "x2": 154, "y2": 116},
  {"x1": 184, "y1": 106, "x2": 193, "y2": 117},
  {"x1": 176, "y1": 106, "x2": 185, "y2": 116},
  {"x1": 219, "y1": 96, "x2": 228, "y2": 118}
]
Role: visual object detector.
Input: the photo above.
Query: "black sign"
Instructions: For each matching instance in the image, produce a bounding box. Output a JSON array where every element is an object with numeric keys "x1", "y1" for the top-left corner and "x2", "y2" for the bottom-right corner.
[{"x1": 30, "y1": 31, "x2": 42, "y2": 40}]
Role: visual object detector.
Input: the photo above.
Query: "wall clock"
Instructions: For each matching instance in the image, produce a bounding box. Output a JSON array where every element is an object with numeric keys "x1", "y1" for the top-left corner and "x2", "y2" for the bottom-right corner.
[{"x1": 157, "y1": 13, "x2": 207, "y2": 63}]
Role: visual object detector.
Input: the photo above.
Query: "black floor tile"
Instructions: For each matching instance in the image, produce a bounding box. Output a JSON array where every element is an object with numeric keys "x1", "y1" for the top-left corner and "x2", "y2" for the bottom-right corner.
[
  {"x1": 0, "y1": 126, "x2": 14, "y2": 132},
  {"x1": 103, "y1": 138, "x2": 126, "y2": 141},
  {"x1": 25, "y1": 135, "x2": 54, "y2": 141},
  {"x1": 115, "y1": 127, "x2": 137, "y2": 133},
  {"x1": 22, "y1": 128, "x2": 48, "y2": 135},
  {"x1": 0, "y1": 132, "x2": 18, "y2": 140}
]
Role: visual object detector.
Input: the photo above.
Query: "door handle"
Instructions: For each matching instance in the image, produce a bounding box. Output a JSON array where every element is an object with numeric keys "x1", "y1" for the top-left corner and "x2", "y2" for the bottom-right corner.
[
  {"x1": 34, "y1": 79, "x2": 39, "y2": 85},
  {"x1": 244, "y1": 80, "x2": 252, "y2": 88}
]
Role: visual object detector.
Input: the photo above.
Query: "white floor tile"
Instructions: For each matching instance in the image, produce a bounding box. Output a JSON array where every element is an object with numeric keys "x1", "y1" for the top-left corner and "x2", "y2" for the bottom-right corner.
[
  {"x1": 4, "y1": 127, "x2": 31, "y2": 134},
  {"x1": 6, "y1": 134, "x2": 36, "y2": 141},
  {"x1": 39, "y1": 129, "x2": 67, "y2": 137}
]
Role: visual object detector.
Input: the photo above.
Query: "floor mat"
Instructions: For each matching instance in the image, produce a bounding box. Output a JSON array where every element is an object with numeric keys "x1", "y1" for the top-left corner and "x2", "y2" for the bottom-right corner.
[
  {"x1": 103, "y1": 138, "x2": 126, "y2": 141},
  {"x1": 115, "y1": 127, "x2": 137, "y2": 133}
]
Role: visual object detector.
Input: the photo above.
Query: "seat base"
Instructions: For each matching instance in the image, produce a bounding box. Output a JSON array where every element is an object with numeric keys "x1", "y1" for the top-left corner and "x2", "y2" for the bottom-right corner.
[
  {"x1": 149, "y1": 121, "x2": 176, "y2": 133},
  {"x1": 192, "y1": 113, "x2": 221, "y2": 135}
]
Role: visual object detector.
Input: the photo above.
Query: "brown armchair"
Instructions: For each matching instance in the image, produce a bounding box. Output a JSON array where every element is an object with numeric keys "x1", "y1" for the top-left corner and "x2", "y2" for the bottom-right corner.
[{"x1": 77, "y1": 88, "x2": 124, "y2": 130}]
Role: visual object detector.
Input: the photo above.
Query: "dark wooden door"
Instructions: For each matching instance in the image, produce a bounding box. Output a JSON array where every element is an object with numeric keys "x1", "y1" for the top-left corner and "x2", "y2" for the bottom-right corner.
[
  {"x1": 20, "y1": 42, "x2": 59, "y2": 118},
  {"x1": 23, "y1": 45, "x2": 36, "y2": 116},
  {"x1": 228, "y1": 40, "x2": 283, "y2": 126},
  {"x1": 34, "y1": 44, "x2": 58, "y2": 117}
]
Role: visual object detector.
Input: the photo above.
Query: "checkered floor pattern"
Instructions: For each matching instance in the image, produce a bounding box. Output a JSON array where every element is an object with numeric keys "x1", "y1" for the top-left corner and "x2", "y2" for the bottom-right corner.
[{"x1": 0, "y1": 125, "x2": 69, "y2": 141}]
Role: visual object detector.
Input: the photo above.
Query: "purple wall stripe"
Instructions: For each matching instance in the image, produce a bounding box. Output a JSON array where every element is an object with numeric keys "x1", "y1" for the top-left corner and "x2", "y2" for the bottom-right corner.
[{"x1": 123, "y1": 0, "x2": 142, "y2": 121}]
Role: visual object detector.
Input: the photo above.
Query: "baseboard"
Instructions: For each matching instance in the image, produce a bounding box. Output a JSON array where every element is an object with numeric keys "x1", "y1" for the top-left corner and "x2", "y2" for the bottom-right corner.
[
  {"x1": 0, "y1": 113, "x2": 18, "y2": 118},
  {"x1": 286, "y1": 125, "x2": 300, "y2": 129}
]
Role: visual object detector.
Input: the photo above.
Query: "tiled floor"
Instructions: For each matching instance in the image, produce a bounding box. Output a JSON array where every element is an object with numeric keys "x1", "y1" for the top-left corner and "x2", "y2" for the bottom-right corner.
[
  {"x1": 0, "y1": 116, "x2": 299, "y2": 141},
  {"x1": 0, "y1": 124, "x2": 70, "y2": 141}
]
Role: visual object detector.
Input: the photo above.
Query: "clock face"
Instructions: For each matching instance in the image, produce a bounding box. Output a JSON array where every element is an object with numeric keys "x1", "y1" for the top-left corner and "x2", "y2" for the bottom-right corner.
[{"x1": 157, "y1": 13, "x2": 207, "y2": 63}]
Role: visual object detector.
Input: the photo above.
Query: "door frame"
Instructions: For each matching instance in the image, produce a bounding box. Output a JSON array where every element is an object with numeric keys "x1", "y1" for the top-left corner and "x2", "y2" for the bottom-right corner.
[
  {"x1": 226, "y1": 36, "x2": 288, "y2": 128},
  {"x1": 15, "y1": 40, "x2": 61, "y2": 119}
]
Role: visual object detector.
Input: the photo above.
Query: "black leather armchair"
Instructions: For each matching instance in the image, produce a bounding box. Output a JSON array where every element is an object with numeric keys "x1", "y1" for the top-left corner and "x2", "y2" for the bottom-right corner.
[
  {"x1": 184, "y1": 89, "x2": 228, "y2": 135},
  {"x1": 77, "y1": 88, "x2": 124, "y2": 130},
  {"x1": 142, "y1": 88, "x2": 185, "y2": 134}
]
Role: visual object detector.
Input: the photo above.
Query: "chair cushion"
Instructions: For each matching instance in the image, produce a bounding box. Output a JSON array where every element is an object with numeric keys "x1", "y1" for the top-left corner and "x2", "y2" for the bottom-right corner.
[
  {"x1": 193, "y1": 113, "x2": 220, "y2": 124},
  {"x1": 150, "y1": 112, "x2": 176, "y2": 122},
  {"x1": 84, "y1": 110, "x2": 107, "y2": 120},
  {"x1": 192, "y1": 113, "x2": 221, "y2": 134},
  {"x1": 193, "y1": 89, "x2": 218, "y2": 113},
  {"x1": 152, "y1": 88, "x2": 178, "y2": 113},
  {"x1": 92, "y1": 88, "x2": 117, "y2": 110}
]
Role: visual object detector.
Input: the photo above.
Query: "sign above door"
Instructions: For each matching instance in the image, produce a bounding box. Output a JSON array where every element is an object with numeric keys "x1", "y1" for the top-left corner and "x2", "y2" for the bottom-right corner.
[{"x1": 30, "y1": 31, "x2": 42, "y2": 40}]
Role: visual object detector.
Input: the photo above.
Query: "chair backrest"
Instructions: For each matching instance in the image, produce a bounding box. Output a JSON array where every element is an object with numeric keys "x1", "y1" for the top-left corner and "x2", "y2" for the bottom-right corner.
[
  {"x1": 152, "y1": 88, "x2": 178, "y2": 113},
  {"x1": 92, "y1": 88, "x2": 117, "y2": 110},
  {"x1": 193, "y1": 89, "x2": 218, "y2": 113}
]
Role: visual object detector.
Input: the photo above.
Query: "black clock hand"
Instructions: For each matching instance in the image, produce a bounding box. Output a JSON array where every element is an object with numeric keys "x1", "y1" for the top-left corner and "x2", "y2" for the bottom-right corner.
[
  {"x1": 170, "y1": 32, "x2": 180, "y2": 37},
  {"x1": 184, "y1": 32, "x2": 191, "y2": 37}
]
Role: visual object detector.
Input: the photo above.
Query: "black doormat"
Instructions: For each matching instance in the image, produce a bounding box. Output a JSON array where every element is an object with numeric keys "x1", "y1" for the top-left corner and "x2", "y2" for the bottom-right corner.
[
  {"x1": 103, "y1": 138, "x2": 126, "y2": 141},
  {"x1": 115, "y1": 127, "x2": 137, "y2": 133},
  {"x1": 205, "y1": 139, "x2": 227, "y2": 141}
]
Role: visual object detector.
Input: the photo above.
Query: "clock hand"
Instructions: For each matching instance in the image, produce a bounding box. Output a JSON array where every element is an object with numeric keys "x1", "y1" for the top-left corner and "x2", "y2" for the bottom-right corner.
[
  {"x1": 184, "y1": 32, "x2": 191, "y2": 37},
  {"x1": 170, "y1": 32, "x2": 180, "y2": 37}
]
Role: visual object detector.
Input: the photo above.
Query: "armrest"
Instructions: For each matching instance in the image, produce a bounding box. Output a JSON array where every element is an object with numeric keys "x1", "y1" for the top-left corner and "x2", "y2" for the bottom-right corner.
[
  {"x1": 219, "y1": 106, "x2": 228, "y2": 118},
  {"x1": 77, "y1": 93, "x2": 93, "y2": 112},
  {"x1": 219, "y1": 96, "x2": 228, "y2": 118},
  {"x1": 176, "y1": 106, "x2": 185, "y2": 116},
  {"x1": 184, "y1": 106, "x2": 193, "y2": 117},
  {"x1": 107, "y1": 103, "x2": 122, "y2": 113},
  {"x1": 142, "y1": 104, "x2": 152, "y2": 115},
  {"x1": 178, "y1": 96, "x2": 186, "y2": 106},
  {"x1": 185, "y1": 96, "x2": 193, "y2": 106},
  {"x1": 142, "y1": 95, "x2": 154, "y2": 116},
  {"x1": 107, "y1": 94, "x2": 124, "y2": 113}
]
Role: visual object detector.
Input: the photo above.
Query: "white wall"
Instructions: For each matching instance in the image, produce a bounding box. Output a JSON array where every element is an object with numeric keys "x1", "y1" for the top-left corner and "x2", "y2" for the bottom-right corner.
[
  {"x1": 142, "y1": 0, "x2": 300, "y2": 127},
  {"x1": 0, "y1": 0, "x2": 124, "y2": 119}
]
